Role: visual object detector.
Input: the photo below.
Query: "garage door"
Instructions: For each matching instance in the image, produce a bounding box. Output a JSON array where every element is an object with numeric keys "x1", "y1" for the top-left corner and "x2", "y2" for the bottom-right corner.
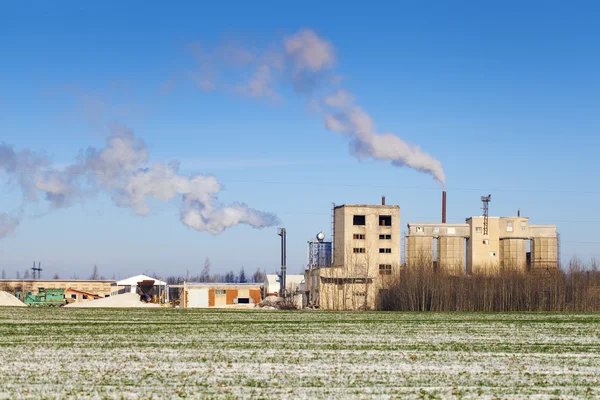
[{"x1": 187, "y1": 289, "x2": 209, "y2": 308}]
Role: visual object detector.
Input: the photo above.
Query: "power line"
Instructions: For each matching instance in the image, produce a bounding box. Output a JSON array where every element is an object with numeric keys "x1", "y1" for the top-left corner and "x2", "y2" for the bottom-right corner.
[
  {"x1": 221, "y1": 179, "x2": 600, "y2": 195},
  {"x1": 2, "y1": 178, "x2": 598, "y2": 195},
  {"x1": 277, "y1": 212, "x2": 600, "y2": 224}
]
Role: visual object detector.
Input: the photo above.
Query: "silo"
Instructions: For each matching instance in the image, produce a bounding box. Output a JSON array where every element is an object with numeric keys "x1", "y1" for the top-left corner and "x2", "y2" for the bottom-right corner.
[
  {"x1": 498, "y1": 217, "x2": 529, "y2": 272},
  {"x1": 437, "y1": 236, "x2": 465, "y2": 275},
  {"x1": 405, "y1": 236, "x2": 434, "y2": 267},
  {"x1": 308, "y1": 232, "x2": 333, "y2": 268},
  {"x1": 499, "y1": 238, "x2": 528, "y2": 271},
  {"x1": 530, "y1": 237, "x2": 558, "y2": 270}
]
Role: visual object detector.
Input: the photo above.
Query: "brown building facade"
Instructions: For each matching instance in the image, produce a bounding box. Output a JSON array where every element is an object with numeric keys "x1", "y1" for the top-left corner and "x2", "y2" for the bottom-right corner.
[
  {"x1": 0, "y1": 279, "x2": 115, "y2": 299},
  {"x1": 182, "y1": 283, "x2": 262, "y2": 308}
]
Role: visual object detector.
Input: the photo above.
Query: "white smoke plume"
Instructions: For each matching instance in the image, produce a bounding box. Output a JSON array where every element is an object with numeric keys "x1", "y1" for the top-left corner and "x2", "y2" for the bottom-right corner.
[
  {"x1": 188, "y1": 29, "x2": 446, "y2": 187},
  {"x1": 0, "y1": 126, "x2": 279, "y2": 237},
  {"x1": 81, "y1": 125, "x2": 279, "y2": 234},
  {"x1": 284, "y1": 30, "x2": 446, "y2": 187},
  {"x1": 323, "y1": 91, "x2": 446, "y2": 186}
]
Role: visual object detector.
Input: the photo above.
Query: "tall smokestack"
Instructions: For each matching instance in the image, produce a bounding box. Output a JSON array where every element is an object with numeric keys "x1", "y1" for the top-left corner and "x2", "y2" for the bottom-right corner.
[
  {"x1": 442, "y1": 191, "x2": 447, "y2": 223},
  {"x1": 382, "y1": 195, "x2": 385, "y2": 205},
  {"x1": 278, "y1": 228, "x2": 287, "y2": 297}
]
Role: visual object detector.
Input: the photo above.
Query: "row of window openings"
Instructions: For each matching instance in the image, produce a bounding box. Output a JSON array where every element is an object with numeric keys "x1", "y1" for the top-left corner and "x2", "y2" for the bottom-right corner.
[
  {"x1": 353, "y1": 248, "x2": 392, "y2": 253},
  {"x1": 475, "y1": 222, "x2": 527, "y2": 233},
  {"x1": 353, "y1": 234, "x2": 392, "y2": 240},
  {"x1": 353, "y1": 215, "x2": 392, "y2": 226},
  {"x1": 70, "y1": 294, "x2": 108, "y2": 299}
]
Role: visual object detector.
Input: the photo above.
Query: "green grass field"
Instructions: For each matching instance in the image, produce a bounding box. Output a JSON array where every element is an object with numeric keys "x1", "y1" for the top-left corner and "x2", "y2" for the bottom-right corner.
[{"x1": 1, "y1": 308, "x2": 599, "y2": 399}]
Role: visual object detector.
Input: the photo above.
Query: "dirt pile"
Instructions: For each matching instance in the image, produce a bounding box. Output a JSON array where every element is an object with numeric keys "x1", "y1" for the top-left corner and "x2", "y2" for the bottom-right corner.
[
  {"x1": 0, "y1": 291, "x2": 27, "y2": 307},
  {"x1": 255, "y1": 295, "x2": 291, "y2": 310},
  {"x1": 65, "y1": 293, "x2": 161, "y2": 308}
]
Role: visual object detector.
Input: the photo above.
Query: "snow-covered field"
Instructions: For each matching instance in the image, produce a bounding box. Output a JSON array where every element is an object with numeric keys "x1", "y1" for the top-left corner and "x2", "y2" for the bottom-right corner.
[{"x1": 0, "y1": 309, "x2": 599, "y2": 399}]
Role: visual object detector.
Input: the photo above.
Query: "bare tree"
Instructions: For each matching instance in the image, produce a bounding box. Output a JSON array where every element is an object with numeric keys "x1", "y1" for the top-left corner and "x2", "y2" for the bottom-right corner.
[
  {"x1": 252, "y1": 268, "x2": 265, "y2": 284},
  {"x1": 53, "y1": 273, "x2": 60, "y2": 279},
  {"x1": 89, "y1": 265, "x2": 100, "y2": 280},
  {"x1": 238, "y1": 267, "x2": 247, "y2": 283},
  {"x1": 201, "y1": 258, "x2": 211, "y2": 282},
  {"x1": 379, "y1": 256, "x2": 600, "y2": 312},
  {"x1": 225, "y1": 270, "x2": 235, "y2": 283}
]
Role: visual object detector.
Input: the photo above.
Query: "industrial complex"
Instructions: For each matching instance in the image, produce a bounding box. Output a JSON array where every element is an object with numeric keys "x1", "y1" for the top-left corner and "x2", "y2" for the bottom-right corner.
[
  {"x1": 0, "y1": 191, "x2": 560, "y2": 311},
  {"x1": 304, "y1": 192, "x2": 559, "y2": 310}
]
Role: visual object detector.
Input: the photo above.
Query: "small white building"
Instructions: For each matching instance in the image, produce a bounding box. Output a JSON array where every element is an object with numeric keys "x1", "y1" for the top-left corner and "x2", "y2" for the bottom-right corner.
[
  {"x1": 264, "y1": 274, "x2": 305, "y2": 296},
  {"x1": 111, "y1": 275, "x2": 167, "y2": 298},
  {"x1": 264, "y1": 274, "x2": 305, "y2": 308}
]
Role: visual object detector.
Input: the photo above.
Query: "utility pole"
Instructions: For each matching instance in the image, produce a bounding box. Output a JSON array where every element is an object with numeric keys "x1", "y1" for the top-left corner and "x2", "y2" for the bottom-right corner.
[
  {"x1": 278, "y1": 228, "x2": 287, "y2": 298},
  {"x1": 32, "y1": 261, "x2": 42, "y2": 280}
]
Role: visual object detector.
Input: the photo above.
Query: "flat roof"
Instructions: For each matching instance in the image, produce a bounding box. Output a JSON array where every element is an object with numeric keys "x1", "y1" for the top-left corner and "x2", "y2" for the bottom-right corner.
[
  {"x1": 334, "y1": 204, "x2": 399, "y2": 209},
  {"x1": 466, "y1": 216, "x2": 532, "y2": 220},
  {"x1": 178, "y1": 282, "x2": 262, "y2": 287},
  {"x1": 0, "y1": 279, "x2": 116, "y2": 283},
  {"x1": 407, "y1": 222, "x2": 469, "y2": 227}
]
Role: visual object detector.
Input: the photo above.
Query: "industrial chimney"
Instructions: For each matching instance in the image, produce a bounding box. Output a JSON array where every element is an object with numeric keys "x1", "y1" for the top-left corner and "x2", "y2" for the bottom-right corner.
[
  {"x1": 442, "y1": 191, "x2": 447, "y2": 223},
  {"x1": 277, "y1": 228, "x2": 287, "y2": 297}
]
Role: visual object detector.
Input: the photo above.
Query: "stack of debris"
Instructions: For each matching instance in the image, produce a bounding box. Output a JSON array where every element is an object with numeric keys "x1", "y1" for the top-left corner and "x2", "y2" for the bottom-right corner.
[{"x1": 254, "y1": 295, "x2": 297, "y2": 310}]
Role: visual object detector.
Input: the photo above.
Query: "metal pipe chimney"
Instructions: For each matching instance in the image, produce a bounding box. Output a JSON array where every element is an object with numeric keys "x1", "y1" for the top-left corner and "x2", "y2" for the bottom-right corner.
[
  {"x1": 382, "y1": 195, "x2": 386, "y2": 205},
  {"x1": 278, "y1": 228, "x2": 287, "y2": 297},
  {"x1": 442, "y1": 191, "x2": 447, "y2": 223}
]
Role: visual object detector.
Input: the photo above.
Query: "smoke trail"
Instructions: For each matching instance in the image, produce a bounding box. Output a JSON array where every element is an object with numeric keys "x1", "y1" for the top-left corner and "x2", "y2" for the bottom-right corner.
[
  {"x1": 188, "y1": 29, "x2": 446, "y2": 187},
  {"x1": 0, "y1": 126, "x2": 279, "y2": 237},
  {"x1": 322, "y1": 91, "x2": 446, "y2": 186},
  {"x1": 282, "y1": 30, "x2": 446, "y2": 187},
  {"x1": 81, "y1": 125, "x2": 279, "y2": 234}
]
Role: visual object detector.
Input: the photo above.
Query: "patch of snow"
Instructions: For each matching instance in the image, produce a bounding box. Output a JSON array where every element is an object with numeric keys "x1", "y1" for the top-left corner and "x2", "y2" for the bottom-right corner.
[{"x1": 64, "y1": 293, "x2": 161, "y2": 308}]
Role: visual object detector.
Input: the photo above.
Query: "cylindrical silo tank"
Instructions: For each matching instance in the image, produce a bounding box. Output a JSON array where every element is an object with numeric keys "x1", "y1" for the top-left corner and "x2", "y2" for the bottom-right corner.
[{"x1": 437, "y1": 236, "x2": 465, "y2": 275}]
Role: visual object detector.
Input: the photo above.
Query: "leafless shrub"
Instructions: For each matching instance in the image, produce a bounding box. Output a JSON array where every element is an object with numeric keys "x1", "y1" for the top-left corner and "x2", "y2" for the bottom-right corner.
[{"x1": 380, "y1": 256, "x2": 600, "y2": 312}]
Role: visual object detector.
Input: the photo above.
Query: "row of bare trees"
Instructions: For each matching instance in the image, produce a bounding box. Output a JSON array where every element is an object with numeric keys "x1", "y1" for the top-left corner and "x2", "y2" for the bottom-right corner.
[
  {"x1": 380, "y1": 257, "x2": 600, "y2": 311},
  {"x1": 1, "y1": 264, "x2": 106, "y2": 280},
  {"x1": 164, "y1": 258, "x2": 266, "y2": 285}
]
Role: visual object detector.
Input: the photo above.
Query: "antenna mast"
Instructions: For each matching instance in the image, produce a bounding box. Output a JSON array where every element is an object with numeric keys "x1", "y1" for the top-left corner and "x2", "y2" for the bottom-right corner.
[{"x1": 481, "y1": 195, "x2": 491, "y2": 236}]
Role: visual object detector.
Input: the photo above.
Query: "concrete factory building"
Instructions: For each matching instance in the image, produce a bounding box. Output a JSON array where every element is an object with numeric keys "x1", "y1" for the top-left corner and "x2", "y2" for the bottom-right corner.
[
  {"x1": 405, "y1": 192, "x2": 559, "y2": 274},
  {"x1": 0, "y1": 279, "x2": 115, "y2": 300},
  {"x1": 306, "y1": 197, "x2": 401, "y2": 310}
]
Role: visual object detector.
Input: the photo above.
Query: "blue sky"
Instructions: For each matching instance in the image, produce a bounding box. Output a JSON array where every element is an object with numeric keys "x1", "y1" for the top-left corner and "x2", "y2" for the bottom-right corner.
[{"x1": 1, "y1": 1, "x2": 599, "y2": 279}]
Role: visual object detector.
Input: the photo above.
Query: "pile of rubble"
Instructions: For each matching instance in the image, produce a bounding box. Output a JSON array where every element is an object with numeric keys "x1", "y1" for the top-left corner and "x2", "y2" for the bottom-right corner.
[
  {"x1": 254, "y1": 295, "x2": 297, "y2": 310},
  {"x1": 254, "y1": 295, "x2": 282, "y2": 310}
]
